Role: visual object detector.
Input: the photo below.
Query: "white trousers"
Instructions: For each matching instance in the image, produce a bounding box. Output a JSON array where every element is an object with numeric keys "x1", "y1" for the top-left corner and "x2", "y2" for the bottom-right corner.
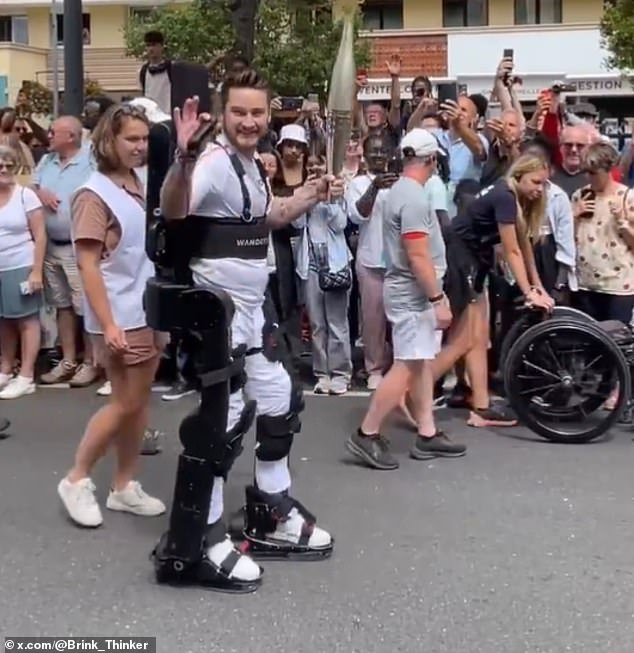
[{"x1": 227, "y1": 303, "x2": 291, "y2": 430}]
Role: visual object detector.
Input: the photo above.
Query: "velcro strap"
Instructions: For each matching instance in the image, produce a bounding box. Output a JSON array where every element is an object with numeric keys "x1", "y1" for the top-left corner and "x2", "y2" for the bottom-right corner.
[
  {"x1": 269, "y1": 492, "x2": 316, "y2": 526},
  {"x1": 298, "y1": 521, "x2": 315, "y2": 547},
  {"x1": 199, "y1": 355, "x2": 245, "y2": 388},
  {"x1": 258, "y1": 412, "x2": 300, "y2": 437},
  {"x1": 219, "y1": 548, "x2": 242, "y2": 577}
]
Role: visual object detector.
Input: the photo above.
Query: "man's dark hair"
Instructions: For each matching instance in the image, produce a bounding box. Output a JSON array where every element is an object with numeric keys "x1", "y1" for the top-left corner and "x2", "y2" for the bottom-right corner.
[
  {"x1": 85, "y1": 95, "x2": 115, "y2": 115},
  {"x1": 468, "y1": 93, "x2": 488, "y2": 118},
  {"x1": 227, "y1": 52, "x2": 250, "y2": 68},
  {"x1": 144, "y1": 30, "x2": 164, "y2": 45},
  {"x1": 220, "y1": 68, "x2": 270, "y2": 109},
  {"x1": 412, "y1": 75, "x2": 432, "y2": 95}
]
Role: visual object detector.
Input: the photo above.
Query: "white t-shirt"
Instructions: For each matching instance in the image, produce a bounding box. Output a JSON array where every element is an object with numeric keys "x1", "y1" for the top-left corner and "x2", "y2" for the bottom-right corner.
[
  {"x1": 423, "y1": 174, "x2": 449, "y2": 214},
  {"x1": 0, "y1": 185, "x2": 42, "y2": 271},
  {"x1": 189, "y1": 135, "x2": 271, "y2": 311}
]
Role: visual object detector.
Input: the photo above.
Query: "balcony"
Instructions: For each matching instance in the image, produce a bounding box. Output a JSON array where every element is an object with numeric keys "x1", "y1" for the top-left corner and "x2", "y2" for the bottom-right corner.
[{"x1": 45, "y1": 47, "x2": 140, "y2": 92}]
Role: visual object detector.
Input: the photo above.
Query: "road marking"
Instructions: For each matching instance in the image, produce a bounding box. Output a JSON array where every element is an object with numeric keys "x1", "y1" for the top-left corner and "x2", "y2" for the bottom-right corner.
[{"x1": 302, "y1": 389, "x2": 371, "y2": 398}]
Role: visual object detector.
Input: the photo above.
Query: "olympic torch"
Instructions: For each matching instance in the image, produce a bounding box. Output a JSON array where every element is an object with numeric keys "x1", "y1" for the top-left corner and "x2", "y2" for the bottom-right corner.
[{"x1": 326, "y1": 0, "x2": 361, "y2": 176}]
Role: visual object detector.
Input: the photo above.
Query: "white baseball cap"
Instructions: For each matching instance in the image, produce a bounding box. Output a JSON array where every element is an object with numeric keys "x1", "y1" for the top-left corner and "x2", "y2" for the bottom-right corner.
[
  {"x1": 278, "y1": 124, "x2": 308, "y2": 146},
  {"x1": 128, "y1": 96, "x2": 171, "y2": 124},
  {"x1": 399, "y1": 128, "x2": 441, "y2": 158}
]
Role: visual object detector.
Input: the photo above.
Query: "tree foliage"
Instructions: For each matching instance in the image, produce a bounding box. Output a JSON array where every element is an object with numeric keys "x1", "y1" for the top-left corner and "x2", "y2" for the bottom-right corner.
[
  {"x1": 124, "y1": 0, "x2": 370, "y2": 98},
  {"x1": 17, "y1": 79, "x2": 104, "y2": 116},
  {"x1": 600, "y1": 0, "x2": 634, "y2": 72}
]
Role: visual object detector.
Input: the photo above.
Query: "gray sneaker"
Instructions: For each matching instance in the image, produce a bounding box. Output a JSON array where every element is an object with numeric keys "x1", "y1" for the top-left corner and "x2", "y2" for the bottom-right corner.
[
  {"x1": 69, "y1": 363, "x2": 101, "y2": 388},
  {"x1": 410, "y1": 432, "x2": 466, "y2": 460},
  {"x1": 40, "y1": 360, "x2": 77, "y2": 385},
  {"x1": 345, "y1": 429, "x2": 399, "y2": 470}
]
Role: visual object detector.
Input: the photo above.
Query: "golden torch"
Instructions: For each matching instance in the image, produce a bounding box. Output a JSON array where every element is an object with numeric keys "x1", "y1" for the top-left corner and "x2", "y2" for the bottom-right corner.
[{"x1": 326, "y1": 0, "x2": 361, "y2": 176}]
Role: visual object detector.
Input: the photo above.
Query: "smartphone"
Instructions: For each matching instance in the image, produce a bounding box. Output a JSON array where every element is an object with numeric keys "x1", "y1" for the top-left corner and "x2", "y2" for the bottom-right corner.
[
  {"x1": 437, "y1": 82, "x2": 458, "y2": 106},
  {"x1": 458, "y1": 83, "x2": 468, "y2": 96},
  {"x1": 486, "y1": 102, "x2": 502, "y2": 120},
  {"x1": 280, "y1": 96, "x2": 304, "y2": 112},
  {"x1": 579, "y1": 188, "x2": 596, "y2": 218},
  {"x1": 19, "y1": 281, "x2": 31, "y2": 296},
  {"x1": 503, "y1": 48, "x2": 514, "y2": 61},
  {"x1": 387, "y1": 157, "x2": 402, "y2": 174}
]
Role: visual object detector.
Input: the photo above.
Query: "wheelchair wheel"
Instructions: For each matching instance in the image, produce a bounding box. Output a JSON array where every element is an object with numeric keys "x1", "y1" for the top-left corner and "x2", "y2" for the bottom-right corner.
[
  {"x1": 498, "y1": 306, "x2": 597, "y2": 373},
  {"x1": 504, "y1": 318, "x2": 630, "y2": 443}
]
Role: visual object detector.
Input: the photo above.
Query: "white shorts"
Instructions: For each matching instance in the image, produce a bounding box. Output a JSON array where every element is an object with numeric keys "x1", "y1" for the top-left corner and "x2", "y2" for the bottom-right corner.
[{"x1": 389, "y1": 308, "x2": 441, "y2": 361}]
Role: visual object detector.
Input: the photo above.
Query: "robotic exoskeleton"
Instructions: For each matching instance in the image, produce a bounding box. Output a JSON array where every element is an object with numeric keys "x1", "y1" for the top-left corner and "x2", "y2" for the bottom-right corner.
[{"x1": 143, "y1": 142, "x2": 332, "y2": 593}]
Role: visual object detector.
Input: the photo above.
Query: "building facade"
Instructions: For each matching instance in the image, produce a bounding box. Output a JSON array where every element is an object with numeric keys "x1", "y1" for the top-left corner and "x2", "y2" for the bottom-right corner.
[
  {"x1": 0, "y1": 0, "x2": 620, "y2": 115},
  {"x1": 352, "y1": 0, "x2": 626, "y2": 116},
  {"x1": 0, "y1": 0, "x2": 146, "y2": 106}
]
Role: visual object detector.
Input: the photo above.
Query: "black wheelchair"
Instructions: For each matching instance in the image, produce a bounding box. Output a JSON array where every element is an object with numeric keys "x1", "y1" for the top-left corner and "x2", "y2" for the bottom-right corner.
[{"x1": 500, "y1": 305, "x2": 634, "y2": 443}]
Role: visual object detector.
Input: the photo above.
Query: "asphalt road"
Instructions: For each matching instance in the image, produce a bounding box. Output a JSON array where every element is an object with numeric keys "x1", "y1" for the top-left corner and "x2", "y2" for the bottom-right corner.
[{"x1": 1, "y1": 387, "x2": 634, "y2": 653}]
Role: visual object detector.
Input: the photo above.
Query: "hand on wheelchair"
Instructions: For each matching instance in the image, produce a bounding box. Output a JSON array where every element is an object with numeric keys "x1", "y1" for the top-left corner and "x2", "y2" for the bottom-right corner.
[{"x1": 524, "y1": 286, "x2": 555, "y2": 312}]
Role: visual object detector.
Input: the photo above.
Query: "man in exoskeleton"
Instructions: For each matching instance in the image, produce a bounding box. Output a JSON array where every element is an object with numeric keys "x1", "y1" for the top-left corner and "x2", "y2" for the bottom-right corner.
[{"x1": 154, "y1": 68, "x2": 340, "y2": 592}]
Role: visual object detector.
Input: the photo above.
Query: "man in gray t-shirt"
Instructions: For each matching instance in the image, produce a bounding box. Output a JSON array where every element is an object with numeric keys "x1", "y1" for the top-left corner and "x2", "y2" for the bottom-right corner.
[
  {"x1": 383, "y1": 174, "x2": 446, "y2": 316},
  {"x1": 346, "y1": 129, "x2": 465, "y2": 471}
]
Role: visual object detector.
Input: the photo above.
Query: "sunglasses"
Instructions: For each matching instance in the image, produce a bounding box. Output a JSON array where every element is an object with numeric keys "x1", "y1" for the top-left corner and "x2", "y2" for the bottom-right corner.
[
  {"x1": 113, "y1": 103, "x2": 147, "y2": 118},
  {"x1": 0, "y1": 162, "x2": 15, "y2": 171},
  {"x1": 562, "y1": 142, "x2": 586, "y2": 150}
]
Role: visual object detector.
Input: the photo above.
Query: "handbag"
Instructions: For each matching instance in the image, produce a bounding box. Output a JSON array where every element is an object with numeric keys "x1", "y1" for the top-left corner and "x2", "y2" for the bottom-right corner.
[{"x1": 306, "y1": 219, "x2": 352, "y2": 292}]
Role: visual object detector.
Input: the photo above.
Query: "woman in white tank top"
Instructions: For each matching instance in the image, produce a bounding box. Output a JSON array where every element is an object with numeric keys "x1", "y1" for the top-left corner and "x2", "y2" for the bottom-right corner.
[{"x1": 57, "y1": 104, "x2": 166, "y2": 528}]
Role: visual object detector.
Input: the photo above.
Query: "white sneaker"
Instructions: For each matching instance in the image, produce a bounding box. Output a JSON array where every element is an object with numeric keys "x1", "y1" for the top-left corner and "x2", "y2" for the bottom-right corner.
[
  {"x1": 0, "y1": 376, "x2": 35, "y2": 399},
  {"x1": 106, "y1": 481, "x2": 166, "y2": 516},
  {"x1": 57, "y1": 477, "x2": 103, "y2": 527},
  {"x1": 313, "y1": 377, "x2": 331, "y2": 395},
  {"x1": 96, "y1": 381, "x2": 112, "y2": 396},
  {"x1": 329, "y1": 376, "x2": 349, "y2": 395},
  {"x1": 367, "y1": 374, "x2": 382, "y2": 391},
  {"x1": 0, "y1": 373, "x2": 13, "y2": 390},
  {"x1": 269, "y1": 507, "x2": 332, "y2": 549}
]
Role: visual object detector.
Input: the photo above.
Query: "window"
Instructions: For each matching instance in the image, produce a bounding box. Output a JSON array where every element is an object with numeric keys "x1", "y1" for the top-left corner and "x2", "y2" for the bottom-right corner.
[
  {"x1": 56, "y1": 13, "x2": 90, "y2": 45},
  {"x1": 0, "y1": 16, "x2": 29, "y2": 44},
  {"x1": 362, "y1": 1, "x2": 403, "y2": 30},
  {"x1": 515, "y1": 0, "x2": 562, "y2": 24},
  {"x1": 129, "y1": 8, "x2": 153, "y2": 23},
  {"x1": 443, "y1": 0, "x2": 488, "y2": 27}
]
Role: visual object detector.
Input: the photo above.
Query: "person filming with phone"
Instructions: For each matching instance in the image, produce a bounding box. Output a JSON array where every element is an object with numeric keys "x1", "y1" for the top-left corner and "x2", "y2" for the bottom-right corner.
[
  {"x1": 572, "y1": 142, "x2": 634, "y2": 325},
  {"x1": 437, "y1": 86, "x2": 489, "y2": 217},
  {"x1": 345, "y1": 131, "x2": 398, "y2": 391}
]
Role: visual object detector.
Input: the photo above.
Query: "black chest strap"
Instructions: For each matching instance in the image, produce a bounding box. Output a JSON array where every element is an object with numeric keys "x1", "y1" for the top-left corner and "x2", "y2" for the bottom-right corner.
[
  {"x1": 224, "y1": 146, "x2": 271, "y2": 223},
  {"x1": 183, "y1": 144, "x2": 273, "y2": 261}
]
